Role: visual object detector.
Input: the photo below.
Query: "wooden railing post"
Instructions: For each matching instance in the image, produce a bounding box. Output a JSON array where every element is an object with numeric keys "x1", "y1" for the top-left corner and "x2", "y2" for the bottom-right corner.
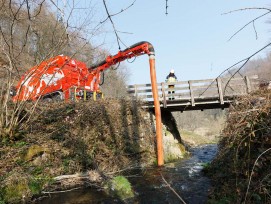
[
  {"x1": 188, "y1": 81, "x2": 195, "y2": 106},
  {"x1": 245, "y1": 76, "x2": 251, "y2": 93},
  {"x1": 216, "y1": 78, "x2": 224, "y2": 104},
  {"x1": 161, "y1": 82, "x2": 167, "y2": 108},
  {"x1": 134, "y1": 84, "x2": 138, "y2": 98}
]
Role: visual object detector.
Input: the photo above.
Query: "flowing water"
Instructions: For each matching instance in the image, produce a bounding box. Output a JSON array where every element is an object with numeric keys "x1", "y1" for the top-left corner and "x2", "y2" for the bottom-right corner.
[{"x1": 39, "y1": 144, "x2": 217, "y2": 204}]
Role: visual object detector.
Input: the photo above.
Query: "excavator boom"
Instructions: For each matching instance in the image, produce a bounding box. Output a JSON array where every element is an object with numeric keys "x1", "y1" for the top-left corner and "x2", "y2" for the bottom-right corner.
[
  {"x1": 90, "y1": 41, "x2": 154, "y2": 71},
  {"x1": 89, "y1": 41, "x2": 154, "y2": 94}
]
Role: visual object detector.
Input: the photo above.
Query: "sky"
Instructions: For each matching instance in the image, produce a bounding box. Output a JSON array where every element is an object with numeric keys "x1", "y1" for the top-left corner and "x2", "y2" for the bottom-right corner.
[{"x1": 74, "y1": 0, "x2": 271, "y2": 85}]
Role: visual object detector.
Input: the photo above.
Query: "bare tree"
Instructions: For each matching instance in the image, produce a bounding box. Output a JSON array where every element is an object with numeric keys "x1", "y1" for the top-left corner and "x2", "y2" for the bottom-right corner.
[
  {"x1": 0, "y1": 0, "x2": 99, "y2": 140},
  {"x1": 0, "y1": 0, "x2": 136, "y2": 140}
]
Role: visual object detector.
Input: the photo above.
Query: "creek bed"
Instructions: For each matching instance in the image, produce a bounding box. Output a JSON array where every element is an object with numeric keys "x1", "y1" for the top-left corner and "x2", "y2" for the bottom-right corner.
[{"x1": 39, "y1": 144, "x2": 217, "y2": 204}]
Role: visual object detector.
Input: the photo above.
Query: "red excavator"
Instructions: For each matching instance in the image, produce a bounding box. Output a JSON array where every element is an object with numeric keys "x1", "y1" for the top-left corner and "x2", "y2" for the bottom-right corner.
[
  {"x1": 12, "y1": 41, "x2": 155, "y2": 102},
  {"x1": 12, "y1": 41, "x2": 164, "y2": 166}
]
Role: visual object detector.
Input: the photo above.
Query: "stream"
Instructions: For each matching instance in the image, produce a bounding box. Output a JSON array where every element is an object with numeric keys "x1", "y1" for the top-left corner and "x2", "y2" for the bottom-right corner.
[{"x1": 39, "y1": 144, "x2": 217, "y2": 204}]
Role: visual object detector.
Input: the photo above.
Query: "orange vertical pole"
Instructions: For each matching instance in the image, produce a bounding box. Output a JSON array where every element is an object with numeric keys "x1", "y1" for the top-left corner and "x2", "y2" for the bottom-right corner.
[{"x1": 149, "y1": 53, "x2": 164, "y2": 166}]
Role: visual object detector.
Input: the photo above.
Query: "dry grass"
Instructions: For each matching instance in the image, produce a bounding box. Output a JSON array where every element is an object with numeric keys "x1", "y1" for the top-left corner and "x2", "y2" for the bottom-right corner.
[
  {"x1": 0, "y1": 99, "x2": 157, "y2": 202},
  {"x1": 180, "y1": 130, "x2": 218, "y2": 146},
  {"x1": 207, "y1": 89, "x2": 271, "y2": 204}
]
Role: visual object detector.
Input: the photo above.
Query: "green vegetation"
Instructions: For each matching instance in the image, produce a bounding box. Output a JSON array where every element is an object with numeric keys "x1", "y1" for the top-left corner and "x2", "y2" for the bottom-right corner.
[
  {"x1": 105, "y1": 176, "x2": 134, "y2": 200},
  {"x1": 28, "y1": 178, "x2": 45, "y2": 195},
  {"x1": 24, "y1": 145, "x2": 48, "y2": 161},
  {"x1": 13, "y1": 141, "x2": 28, "y2": 147},
  {"x1": 2, "y1": 178, "x2": 30, "y2": 204}
]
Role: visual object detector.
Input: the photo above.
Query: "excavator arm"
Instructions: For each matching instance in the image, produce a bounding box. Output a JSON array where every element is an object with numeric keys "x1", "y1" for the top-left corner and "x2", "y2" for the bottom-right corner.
[
  {"x1": 88, "y1": 41, "x2": 164, "y2": 166},
  {"x1": 88, "y1": 41, "x2": 155, "y2": 93},
  {"x1": 89, "y1": 41, "x2": 154, "y2": 71}
]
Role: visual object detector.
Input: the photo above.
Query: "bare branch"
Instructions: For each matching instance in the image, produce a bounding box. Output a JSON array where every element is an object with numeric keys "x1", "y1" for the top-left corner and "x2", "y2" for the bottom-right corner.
[
  {"x1": 116, "y1": 30, "x2": 133, "y2": 35},
  {"x1": 32, "y1": 0, "x2": 46, "y2": 18},
  {"x1": 199, "y1": 42, "x2": 271, "y2": 97},
  {"x1": 252, "y1": 20, "x2": 258, "y2": 40},
  {"x1": 244, "y1": 148, "x2": 271, "y2": 203},
  {"x1": 222, "y1": 42, "x2": 271, "y2": 93},
  {"x1": 102, "y1": 0, "x2": 136, "y2": 50},
  {"x1": 15, "y1": 25, "x2": 30, "y2": 59},
  {"x1": 222, "y1": 7, "x2": 271, "y2": 15},
  {"x1": 26, "y1": 0, "x2": 31, "y2": 20},
  {"x1": 100, "y1": 0, "x2": 136, "y2": 24},
  {"x1": 223, "y1": 8, "x2": 271, "y2": 41},
  {"x1": 49, "y1": 0, "x2": 64, "y2": 15},
  {"x1": 42, "y1": 187, "x2": 82, "y2": 194},
  {"x1": 165, "y1": 0, "x2": 168, "y2": 15},
  {"x1": 102, "y1": 0, "x2": 121, "y2": 50},
  {"x1": 160, "y1": 172, "x2": 187, "y2": 204}
]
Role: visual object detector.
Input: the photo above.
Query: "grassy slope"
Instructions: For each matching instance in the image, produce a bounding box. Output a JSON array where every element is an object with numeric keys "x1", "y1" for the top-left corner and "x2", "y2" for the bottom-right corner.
[{"x1": 180, "y1": 130, "x2": 219, "y2": 146}]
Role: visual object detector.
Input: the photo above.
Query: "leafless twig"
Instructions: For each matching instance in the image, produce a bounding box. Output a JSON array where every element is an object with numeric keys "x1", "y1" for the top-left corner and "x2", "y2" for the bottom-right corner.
[
  {"x1": 222, "y1": 8, "x2": 271, "y2": 41},
  {"x1": 100, "y1": 0, "x2": 136, "y2": 24},
  {"x1": 244, "y1": 148, "x2": 271, "y2": 203},
  {"x1": 160, "y1": 172, "x2": 187, "y2": 204},
  {"x1": 102, "y1": 0, "x2": 124, "y2": 50},
  {"x1": 198, "y1": 7, "x2": 271, "y2": 98},
  {"x1": 199, "y1": 42, "x2": 271, "y2": 97},
  {"x1": 165, "y1": 0, "x2": 169, "y2": 15},
  {"x1": 42, "y1": 187, "x2": 82, "y2": 194}
]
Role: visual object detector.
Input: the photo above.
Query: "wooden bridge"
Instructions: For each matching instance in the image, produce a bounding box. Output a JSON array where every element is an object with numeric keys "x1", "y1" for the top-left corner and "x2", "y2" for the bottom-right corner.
[{"x1": 127, "y1": 75, "x2": 259, "y2": 112}]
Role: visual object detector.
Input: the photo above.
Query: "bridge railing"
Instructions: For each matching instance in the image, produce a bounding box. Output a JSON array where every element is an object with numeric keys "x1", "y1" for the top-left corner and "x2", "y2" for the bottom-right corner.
[{"x1": 127, "y1": 75, "x2": 259, "y2": 108}]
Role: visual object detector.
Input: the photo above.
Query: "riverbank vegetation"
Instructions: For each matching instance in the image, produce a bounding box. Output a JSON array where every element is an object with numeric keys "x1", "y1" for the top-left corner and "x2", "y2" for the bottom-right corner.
[
  {"x1": 207, "y1": 89, "x2": 271, "y2": 203},
  {"x1": 0, "y1": 100, "x2": 159, "y2": 203}
]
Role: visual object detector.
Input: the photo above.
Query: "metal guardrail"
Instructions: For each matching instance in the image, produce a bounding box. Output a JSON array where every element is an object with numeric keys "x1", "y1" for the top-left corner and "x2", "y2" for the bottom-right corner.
[{"x1": 127, "y1": 75, "x2": 259, "y2": 110}]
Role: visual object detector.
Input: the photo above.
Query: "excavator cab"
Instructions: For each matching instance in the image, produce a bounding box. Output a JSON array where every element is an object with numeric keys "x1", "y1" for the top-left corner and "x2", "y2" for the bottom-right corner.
[{"x1": 13, "y1": 55, "x2": 100, "y2": 102}]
